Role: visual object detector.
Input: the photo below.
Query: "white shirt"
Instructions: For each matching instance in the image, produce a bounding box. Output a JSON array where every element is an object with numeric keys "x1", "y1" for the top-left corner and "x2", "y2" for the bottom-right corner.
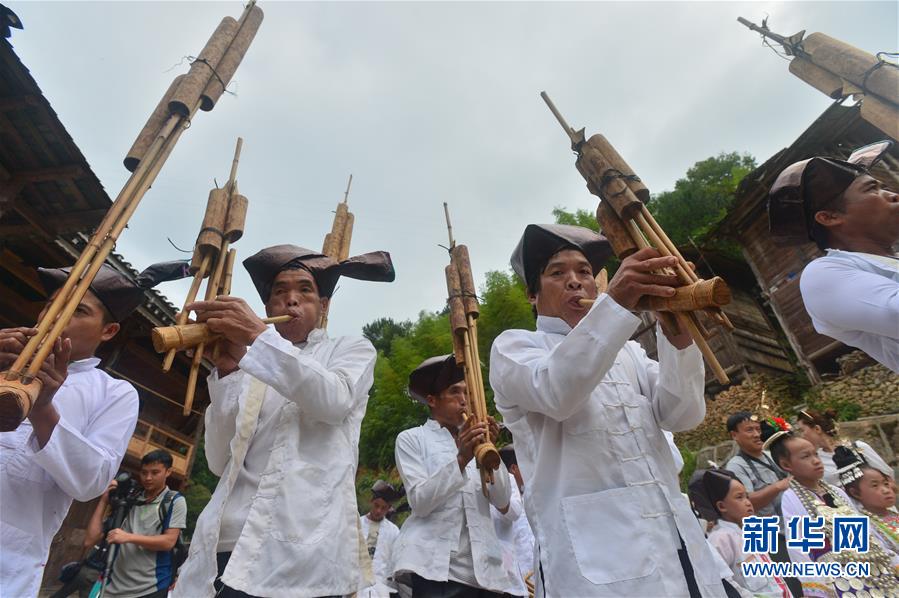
[
  {"x1": 491, "y1": 473, "x2": 534, "y2": 597},
  {"x1": 708, "y1": 520, "x2": 788, "y2": 598},
  {"x1": 489, "y1": 295, "x2": 726, "y2": 598},
  {"x1": 0, "y1": 357, "x2": 139, "y2": 598},
  {"x1": 391, "y1": 419, "x2": 519, "y2": 594},
  {"x1": 800, "y1": 249, "x2": 899, "y2": 373},
  {"x1": 174, "y1": 326, "x2": 376, "y2": 598},
  {"x1": 358, "y1": 514, "x2": 400, "y2": 598}
]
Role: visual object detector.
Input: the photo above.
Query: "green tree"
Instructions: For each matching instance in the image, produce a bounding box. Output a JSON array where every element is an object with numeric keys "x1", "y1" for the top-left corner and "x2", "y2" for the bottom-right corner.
[
  {"x1": 648, "y1": 152, "x2": 755, "y2": 250},
  {"x1": 362, "y1": 317, "x2": 413, "y2": 357}
]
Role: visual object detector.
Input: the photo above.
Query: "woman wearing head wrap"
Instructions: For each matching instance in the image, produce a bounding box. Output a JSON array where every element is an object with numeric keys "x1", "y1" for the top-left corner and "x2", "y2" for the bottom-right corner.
[
  {"x1": 796, "y1": 409, "x2": 893, "y2": 486},
  {"x1": 834, "y1": 446, "x2": 899, "y2": 554},
  {"x1": 769, "y1": 140, "x2": 899, "y2": 373}
]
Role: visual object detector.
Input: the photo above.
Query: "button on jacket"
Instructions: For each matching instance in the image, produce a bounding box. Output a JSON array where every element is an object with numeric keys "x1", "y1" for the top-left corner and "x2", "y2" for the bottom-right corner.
[
  {"x1": 490, "y1": 295, "x2": 726, "y2": 597},
  {"x1": 0, "y1": 357, "x2": 138, "y2": 598},
  {"x1": 391, "y1": 419, "x2": 519, "y2": 594},
  {"x1": 174, "y1": 326, "x2": 376, "y2": 598}
]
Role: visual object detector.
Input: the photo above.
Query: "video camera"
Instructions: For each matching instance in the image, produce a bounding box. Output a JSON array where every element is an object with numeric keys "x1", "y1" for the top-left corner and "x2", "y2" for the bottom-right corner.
[{"x1": 107, "y1": 471, "x2": 142, "y2": 510}]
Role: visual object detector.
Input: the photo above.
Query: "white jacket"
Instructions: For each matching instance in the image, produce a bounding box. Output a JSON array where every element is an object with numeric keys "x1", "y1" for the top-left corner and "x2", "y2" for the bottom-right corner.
[
  {"x1": 391, "y1": 419, "x2": 519, "y2": 594},
  {"x1": 174, "y1": 326, "x2": 375, "y2": 598},
  {"x1": 491, "y1": 474, "x2": 533, "y2": 597},
  {"x1": 800, "y1": 249, "x2": 899, "y2": 372},
  {"x1": 358, "y1": 514, "x2": 400, "y2": 598},
  {"x1": 0, "y1": 357, "x2": 138, "y2": 598},
  {"x1": 489, "y1": 295, "x2": 726, "y2": 597}
]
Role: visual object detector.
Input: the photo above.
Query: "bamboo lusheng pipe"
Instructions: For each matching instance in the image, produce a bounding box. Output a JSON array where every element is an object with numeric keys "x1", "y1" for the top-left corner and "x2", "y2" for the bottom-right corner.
[
  {"x1": 180, "y1": 138, "x2": 248, "y2": 416},
  {"x1": 163, "y1": 137, "x2": 244, "y2": 374},
  {"x1": 319, "y1": 174, "x2": 355, "y2": 330},
  {"x1": 152, "y1": 315, "x2": 293, "y2": 353},
  {"x1": 540, "y1": 91, "x2": 733, "y2": 384},
  {"x1": 0, "y1": 101, "x2": 200, "y2": 431},
  {"x1": 444, "y1": 203, "x2": 501, "y2": 496},
  {"x1": 579, "y1": 277, "x2": 731, "y2": 312}
]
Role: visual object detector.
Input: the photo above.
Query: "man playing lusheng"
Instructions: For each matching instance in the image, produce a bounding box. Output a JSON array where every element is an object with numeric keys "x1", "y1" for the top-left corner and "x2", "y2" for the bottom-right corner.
[
  {"x1": 490, "y1": 224, "x2": 728, "y2": 597},
  {"x1": 769, "y1": 139, "x2": 899, "y2": 372},
  {"x1": 173, "y1": 245, "x2": 394, "y2": 598},
  {"x1": 85, "y1": 449, "x2": 187, "y2": 597},
  {"x1": 0, "y1": 264, "x2": 147, "y2": 597},
  {"x1": 392, "y1": 354, "x2": 521, "y2": 597}
]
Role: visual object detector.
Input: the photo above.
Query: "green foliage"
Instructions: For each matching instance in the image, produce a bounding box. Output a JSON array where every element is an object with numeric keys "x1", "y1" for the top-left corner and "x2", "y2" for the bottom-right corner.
[
  {"x1": 806, "y1": 390, "x2": 864, "y2": 422},
  {"x1": 362, "y1": 317, "x2": 413, "y2": 357},
  {"x1": 679, "y1": 446, "x2": 697, "y2": 493},
  {"x1": 647, "y1": 152, "x2": 756, "y2": 251},
  {"x1": 182, "y1": 482, "x2": 211, "y2": 539},
  {"x1": 551, "y1": 206, "x2": 598, "y2": 231},
  {"x1": 183, "y1": 439, "x2": 218, "y2": 539}
]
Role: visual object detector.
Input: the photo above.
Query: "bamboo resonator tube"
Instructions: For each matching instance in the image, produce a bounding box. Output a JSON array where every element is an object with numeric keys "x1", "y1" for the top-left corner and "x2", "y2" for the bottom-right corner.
[
  {"x1": 319, "y1": 174, "x2": 355, "y2": 330},
  {"x1": 444, "y1": 204, "x2": 501, "y2": 495},
  {"x1": 0, "y1": 3, "x2": 262, "y2": 431},
  {"x1": 541, "y1": 91, "x2": 734, "y2": 385},
  {"x1": 580, "y1": 277, "x2": 731, "y2": 312},
  {"x1": 152, "y1": 315, "x2": 293, "y2": 353}
]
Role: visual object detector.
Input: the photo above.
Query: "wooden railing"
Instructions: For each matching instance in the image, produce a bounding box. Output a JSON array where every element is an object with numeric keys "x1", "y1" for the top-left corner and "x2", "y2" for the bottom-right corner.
[{"x1": 127, "y1": 419, "x2": 194, "y2": 477}]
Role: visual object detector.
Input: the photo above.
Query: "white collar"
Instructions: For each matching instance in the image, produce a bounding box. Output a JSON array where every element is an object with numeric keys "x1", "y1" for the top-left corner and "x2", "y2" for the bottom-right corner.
[
  {"x1": 715, "y1": 519, "x2": 741, "y2": 533},
  {"x1": 536, "y1": 315, "x2": 573, "y2": 336},
  {"x1": 68, "y1": 356, "x2": 101, "y2": 374}
]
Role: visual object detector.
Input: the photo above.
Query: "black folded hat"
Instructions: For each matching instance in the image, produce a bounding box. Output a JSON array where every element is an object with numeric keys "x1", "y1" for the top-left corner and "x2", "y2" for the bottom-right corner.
[
  {"x1": 768, "y1": 140, "x2": 893, "y2": 244},
  {"x1": 408, "y1": 354, "x2": 465, "y2": 404},
  {"x1": 243, "y1": 244, "x2": 395, "y2": 302},
  {"x1": 510, "y1": 224, "x2": 612, "y2": 291}
]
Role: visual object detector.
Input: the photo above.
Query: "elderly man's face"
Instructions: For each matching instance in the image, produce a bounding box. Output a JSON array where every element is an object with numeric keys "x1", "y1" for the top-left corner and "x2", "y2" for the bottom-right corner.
[
  {"x1": 529, "y1": 249, "x2": 598, "y2": 329},
  {"x1": 266, "y1": 268, "x2": 328, "y2": 344}
]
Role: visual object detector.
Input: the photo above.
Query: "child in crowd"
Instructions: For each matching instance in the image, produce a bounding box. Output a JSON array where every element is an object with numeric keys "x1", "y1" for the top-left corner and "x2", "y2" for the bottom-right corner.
[
  {"x1": 771, "y1": 431, "x2": 899, "y2": 597},
  {"x1": 696, "y1": 469, "x2": 790, "y2": 598}
]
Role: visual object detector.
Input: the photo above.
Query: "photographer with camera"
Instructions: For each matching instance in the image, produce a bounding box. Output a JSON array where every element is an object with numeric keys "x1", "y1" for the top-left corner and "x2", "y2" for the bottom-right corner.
[{"x1": 83, "y1": 450, "x2": 187, "y2": 598}]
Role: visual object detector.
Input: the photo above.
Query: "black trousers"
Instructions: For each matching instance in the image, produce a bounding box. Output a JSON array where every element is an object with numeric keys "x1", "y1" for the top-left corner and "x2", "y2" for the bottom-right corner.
[
  {"x1": 214, "y1": 552, "x2": 340, "y2": 598},
  {"x1": 410, "y1": 574, "x2": 508, "y2": 598}
]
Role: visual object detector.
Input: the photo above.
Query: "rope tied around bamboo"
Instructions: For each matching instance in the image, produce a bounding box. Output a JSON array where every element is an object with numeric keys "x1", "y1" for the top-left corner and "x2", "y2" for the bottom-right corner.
[{"x1": 540, "y1": 91, "x2": 735, "y2": 385}]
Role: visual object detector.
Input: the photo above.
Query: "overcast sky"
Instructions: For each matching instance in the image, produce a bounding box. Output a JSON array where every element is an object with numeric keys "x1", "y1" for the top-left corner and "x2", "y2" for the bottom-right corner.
[{"x1": 8, "y1": 1, "x2": 897, "y2": 338}]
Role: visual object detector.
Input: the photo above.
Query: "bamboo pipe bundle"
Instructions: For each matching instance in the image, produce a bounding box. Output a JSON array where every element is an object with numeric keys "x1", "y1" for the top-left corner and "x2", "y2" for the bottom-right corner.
[
  {"x1": 788, "y1": 57, "x2": 845, "y2": 99},
  {"x1": 169, "y1": 17, "x2": 239, "y2": 117},
  {"x1": 162, "y1": 137, "x2": 244, "y2": 373},
  {"x1": 124, "y1": 75, "x2": 185, "y2": 172},
  {"x1": 201, "y1": 5, "x2": 264, "y2": 111},
  {"x1": 541, "y1": 91, "x2": 734, "y2": 385},
  {"x1": 860, "y1": 95, "x2": 899, "y2": 142},
  {"x1": 802, "y1": 32, "x2": 899, "y2": 106},
  {"x1": 319, "y1": 174, "x2": 355, "y2": 329},
  {"x1": 153, "y1": 314, "x2": 292, "y2": 353},
  {"x1": 444, "y1": 203, "x2": 501, "y2": 496},
  {"x1": 0, "y1": 94, "x2": 203, "y2": 430}
]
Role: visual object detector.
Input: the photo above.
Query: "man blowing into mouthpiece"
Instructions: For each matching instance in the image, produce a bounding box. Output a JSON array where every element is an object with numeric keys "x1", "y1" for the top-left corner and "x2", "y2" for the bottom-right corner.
[{"x1": 173, "y1": 244, "x2": 394, "y2": 598}]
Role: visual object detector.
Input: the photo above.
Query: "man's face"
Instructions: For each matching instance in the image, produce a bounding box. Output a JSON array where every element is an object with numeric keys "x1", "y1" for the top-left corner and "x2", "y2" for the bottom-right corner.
[
  {"x1": 427, "y1": 380, "x2": 468, "y2": 429},
  {"x1": 529, "y1": 249, "x2": 598, "y2": 329},
  {"x1": 368, "y1": 497, "x2": 390, "y2": 522},
  {"x1": 139, "y1": 461, "x2": 170, "y2": 494},
  {"x1": 730, "y1": 419, "x2": 763, "y2": 454},
  {"x1": 38, "y1": 289, "x2": 119, "y2": 361},
  {"x1": 815, "y1": 174, "x2": 899, "y2": 246},
  {"x1": 266, "y1": 268, "x2": 328, "y2": 344}
]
